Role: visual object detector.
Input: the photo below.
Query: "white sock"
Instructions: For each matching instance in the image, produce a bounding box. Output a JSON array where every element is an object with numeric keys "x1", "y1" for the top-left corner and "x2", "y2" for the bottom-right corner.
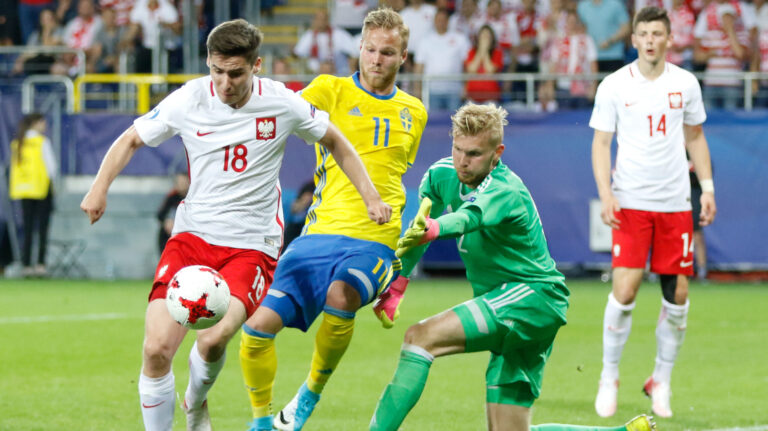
[
  {"x1": 139, "y1": 371, "x2": 175, "y2": 431},
  {"x1": 184, "y1": 341, "x2": 226, "y2": 409},
  {"x1": 601, "y1": 293, "x2": 636, "y2": 381},
  {"x1": 653, "y1": 298, "x2": 689, "y2": 384}
]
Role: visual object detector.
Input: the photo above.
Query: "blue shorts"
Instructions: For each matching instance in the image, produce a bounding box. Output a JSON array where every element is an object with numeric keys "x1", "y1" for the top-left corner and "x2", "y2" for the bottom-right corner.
[{"x1": 261, "y1": 234, "x2": 400, "y2": 331}]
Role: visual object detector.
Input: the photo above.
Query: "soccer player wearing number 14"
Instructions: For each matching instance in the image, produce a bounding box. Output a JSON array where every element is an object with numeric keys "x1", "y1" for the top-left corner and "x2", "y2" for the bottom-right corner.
[
  {"x1": 370, "y1": 103, "x2": 655, "y2": 431},
  {"x1": 80, "y1": 19, "x2": 390, "y2": 431},
  {"x1": 590, "y1": 7, "x2": 716, "y2": 420}
]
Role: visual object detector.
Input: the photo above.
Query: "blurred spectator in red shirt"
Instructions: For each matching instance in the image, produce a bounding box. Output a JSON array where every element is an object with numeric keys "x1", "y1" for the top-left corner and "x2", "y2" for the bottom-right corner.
[
  {"x1": 465, "y1": 24, "x2": 505, "y2": 103},
  {"x1": 63, "y1": 0, "x2": 103, "y2": 73},
  {"x1": 667, "y1": 0, "x2": 697, "y2": 68},
  {"x1": 99, "y1": 0, "x2": 136, "y2": 27}
]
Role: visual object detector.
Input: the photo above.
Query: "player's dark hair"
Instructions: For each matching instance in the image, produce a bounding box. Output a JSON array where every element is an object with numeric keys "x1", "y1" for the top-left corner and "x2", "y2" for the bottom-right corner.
[
  {"x1": 633, "y1": 6, "x2": 670, "y2": 34},
  {"x1": 206, "y1": 19, "x2": 263, "y2": 65},
  {"x1": 13, "y1": 113, "x2": 45, "y2": 164}
]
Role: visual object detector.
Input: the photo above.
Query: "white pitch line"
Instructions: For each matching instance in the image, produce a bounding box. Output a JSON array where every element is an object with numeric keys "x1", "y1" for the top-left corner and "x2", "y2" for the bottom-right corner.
[
  {"x1": 694, "y1": 426, "x2": 768, "y2": 431},
  {"x1": 0, "y1": 313, "x2": 130, "y2": 324}
]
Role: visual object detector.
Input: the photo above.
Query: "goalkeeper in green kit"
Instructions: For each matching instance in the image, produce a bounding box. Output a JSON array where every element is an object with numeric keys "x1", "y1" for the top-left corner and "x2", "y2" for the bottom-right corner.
[{"x1": 369, "y1": 103, "x2": 656, "y2": 431}]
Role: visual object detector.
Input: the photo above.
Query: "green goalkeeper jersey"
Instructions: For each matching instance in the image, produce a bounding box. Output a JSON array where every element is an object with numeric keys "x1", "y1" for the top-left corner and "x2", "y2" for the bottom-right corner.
[{"x1": 402, "y1": 157, "x2": 569, "y2": 302}]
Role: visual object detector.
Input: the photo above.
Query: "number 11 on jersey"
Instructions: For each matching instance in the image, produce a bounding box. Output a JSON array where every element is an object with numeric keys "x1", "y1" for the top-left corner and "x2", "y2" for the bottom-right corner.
[{"x1": 373, "y1": 117, "x2": 390, "y2": 147}]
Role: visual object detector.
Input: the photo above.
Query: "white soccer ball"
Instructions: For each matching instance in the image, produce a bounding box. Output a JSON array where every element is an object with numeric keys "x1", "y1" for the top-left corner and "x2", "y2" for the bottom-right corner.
[{"x1": 165, "y1": 265, "x2": 231, "y2": 330}]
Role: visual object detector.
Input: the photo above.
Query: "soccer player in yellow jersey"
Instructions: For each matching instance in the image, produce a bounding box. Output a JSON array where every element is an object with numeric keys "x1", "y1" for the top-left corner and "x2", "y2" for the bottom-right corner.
[{"x1": 239, "y1": 8, "x2": 428, "y2": 431}]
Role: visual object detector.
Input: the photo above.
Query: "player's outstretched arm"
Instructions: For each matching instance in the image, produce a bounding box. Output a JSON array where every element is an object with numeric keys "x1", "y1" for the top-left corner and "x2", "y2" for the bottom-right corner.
[
  {"x1": 684, "y1": 124, "x2": 717, "y2": 226},
  {"x1": 318, "y1": 123, "x2": 392, "y2": 224},
  {"x1": 80, "y1": 126, "x2": 145, "y2": 224},
  {"x1": 591, "y1": 129, "x2": 621, "y2": 229}
]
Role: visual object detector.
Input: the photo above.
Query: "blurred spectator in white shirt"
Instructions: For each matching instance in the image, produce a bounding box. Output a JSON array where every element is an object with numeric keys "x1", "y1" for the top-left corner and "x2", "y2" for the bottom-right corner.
[
  {"x1": 415, "y1": 9, "x2": 472, "y2": 110},
  {"x1": 332, "y1": 0, "x2": 378, "y2": 35},
  {"x1": 125, "y1": 0, "x2": 180, "y2": 72},
  {"x1": 294, "y1": 9, "x2": 358, "y2": 75},
  {"x1": 400, "y1": 0, "x2": 437, "y2": 55},
  {"x1": 449, "y1": 0, "x2": 483, "y2": 38}
]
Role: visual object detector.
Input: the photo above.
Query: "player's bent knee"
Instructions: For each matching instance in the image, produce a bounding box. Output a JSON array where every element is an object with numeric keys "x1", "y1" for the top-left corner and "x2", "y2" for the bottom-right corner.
[
  {"x1": 403, "y1": 322, "x2": 431, "y2": 349},
  {"x1": 326, "y1": 281, "x2": 362, "y2": 312}
]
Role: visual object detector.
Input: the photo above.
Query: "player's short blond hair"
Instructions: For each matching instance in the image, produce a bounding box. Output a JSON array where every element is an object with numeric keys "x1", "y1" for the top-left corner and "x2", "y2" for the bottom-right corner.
[
  {"x1": 207, "y1": 19, "x2": 263, "y2": 65},
  {"x1": 451, "y1": 103, "x2": 508, "y2": 147},
  {"x1": 362, "y1": 7, "x2": 410, "y2": 51}
]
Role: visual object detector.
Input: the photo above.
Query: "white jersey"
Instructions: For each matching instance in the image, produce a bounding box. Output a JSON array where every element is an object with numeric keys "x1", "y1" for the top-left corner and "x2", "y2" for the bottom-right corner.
[
  {"x1": 589, "y1": 61, "x2": 706, "y2": 212},
  {"x1": 134, "y1": 76, "x2": 330, "y2": 258}
]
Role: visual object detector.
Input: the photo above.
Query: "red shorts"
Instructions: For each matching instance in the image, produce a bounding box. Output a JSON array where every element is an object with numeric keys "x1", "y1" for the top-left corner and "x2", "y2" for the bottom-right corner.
[
  {"x1": 150, "y1": 232, "x2": 277, "y2": 316},
  {"x1": 611, "y1": 209, "x2": 694, "y2": 276}
]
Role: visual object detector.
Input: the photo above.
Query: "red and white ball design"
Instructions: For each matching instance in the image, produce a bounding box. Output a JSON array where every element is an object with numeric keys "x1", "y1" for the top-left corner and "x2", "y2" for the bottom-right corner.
[{"x1": 165, "y1": 265, "x2": 230, "y2": 330}]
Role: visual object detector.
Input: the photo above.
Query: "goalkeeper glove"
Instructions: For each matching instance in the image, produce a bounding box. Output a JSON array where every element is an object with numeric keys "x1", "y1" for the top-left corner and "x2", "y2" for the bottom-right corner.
[
  {"x1": 372, "y1": 275, "x2": 409, "y2": 328},
  {"x1": 395, "y1": 198, "x2": 439, "y2": 258}
]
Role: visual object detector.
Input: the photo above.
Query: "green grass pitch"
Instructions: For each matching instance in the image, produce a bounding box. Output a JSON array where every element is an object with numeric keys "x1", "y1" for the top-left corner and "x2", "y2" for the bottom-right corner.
[{"x1": 0, "y1": 278, "x2": 766, "y2": 431}]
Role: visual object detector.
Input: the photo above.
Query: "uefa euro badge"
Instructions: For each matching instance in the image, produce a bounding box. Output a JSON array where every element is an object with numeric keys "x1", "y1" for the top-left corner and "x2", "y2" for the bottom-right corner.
[
  {"x1": 256, "y1": 117, "x2": 276, "y2": 140},
  {"x1": 668, "y1": 92, "x2": 683, "y2": 109},
  {"x1": 400, "y1": 107, "x2": 412, "y2": 132}
]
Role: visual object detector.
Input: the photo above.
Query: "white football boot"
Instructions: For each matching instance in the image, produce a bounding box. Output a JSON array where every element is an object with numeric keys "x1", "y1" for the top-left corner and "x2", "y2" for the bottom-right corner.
[
  {"x1": 643, "y1": 377, "x2": 673, "y2": 418},
  {"x1": 182, "y1": 399, "x2": 212, "y2": 431},
  {"x1": 595, "y1": 379, "x2": 619, "y2": 417}
]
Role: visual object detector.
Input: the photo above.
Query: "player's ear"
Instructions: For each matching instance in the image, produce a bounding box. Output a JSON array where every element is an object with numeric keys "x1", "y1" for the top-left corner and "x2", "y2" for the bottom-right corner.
[
  {"x1": 494, "y1": 143, "x2": 505, "y2": 162},
  {"x1": 253, "y1": 57, "x2": 262, "y2": 74}
]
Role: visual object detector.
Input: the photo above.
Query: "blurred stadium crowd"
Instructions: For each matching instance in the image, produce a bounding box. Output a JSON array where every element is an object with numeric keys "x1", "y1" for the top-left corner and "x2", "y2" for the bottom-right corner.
[{"x1": 0, "y1": 0, "x2": 767, "y2": 111}]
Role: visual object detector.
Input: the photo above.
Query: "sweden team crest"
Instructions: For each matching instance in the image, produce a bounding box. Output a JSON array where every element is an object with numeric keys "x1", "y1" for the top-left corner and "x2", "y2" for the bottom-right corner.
[{"x1": 399, "y1": 108, "x2": 412, "y2": 132}]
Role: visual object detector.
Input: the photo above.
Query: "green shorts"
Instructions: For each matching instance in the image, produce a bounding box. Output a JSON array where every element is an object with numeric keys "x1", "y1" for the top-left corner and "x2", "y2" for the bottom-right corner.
[{"x1": 452, "y1": 282, "x2": 568, "y2": 407}]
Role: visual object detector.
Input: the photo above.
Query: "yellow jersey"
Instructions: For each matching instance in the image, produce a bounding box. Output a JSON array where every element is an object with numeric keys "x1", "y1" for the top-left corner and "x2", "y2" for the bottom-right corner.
[
  {"x1": 300, "y1": 73, "x2": 428, "y2": 249},
  {"x1": 9, "y1": 133, "x2": 51, "y2": 200}
]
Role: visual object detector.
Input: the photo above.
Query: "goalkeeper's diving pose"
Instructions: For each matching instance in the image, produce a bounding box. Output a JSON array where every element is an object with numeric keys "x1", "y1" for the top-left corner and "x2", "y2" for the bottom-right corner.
[{"x1": 369, "y1": 103, "x2": 656, "y2": 431}]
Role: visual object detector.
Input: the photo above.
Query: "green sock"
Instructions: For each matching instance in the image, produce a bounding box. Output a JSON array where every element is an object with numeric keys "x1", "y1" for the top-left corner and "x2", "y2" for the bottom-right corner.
[
  {"x1": 370, "y1": 346, "x2": 433, "y2": 431},
  {"x1": 532, "y1": 424, "x2": 626, "y2": 431}
]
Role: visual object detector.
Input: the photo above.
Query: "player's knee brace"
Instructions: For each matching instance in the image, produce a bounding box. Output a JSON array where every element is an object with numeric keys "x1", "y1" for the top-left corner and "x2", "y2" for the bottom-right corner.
[{"x1": 660, "y1": 275, "x2": 678, "y2": 304}]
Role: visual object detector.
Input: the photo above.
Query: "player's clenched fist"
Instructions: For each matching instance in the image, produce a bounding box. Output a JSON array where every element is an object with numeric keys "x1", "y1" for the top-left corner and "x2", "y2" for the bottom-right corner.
[
  {"x1": 367, "y1": 199, "x2": 392, "y2": 225},
  {"x1": 80, "y1": 189, "x2": 107, "y2": 224}
]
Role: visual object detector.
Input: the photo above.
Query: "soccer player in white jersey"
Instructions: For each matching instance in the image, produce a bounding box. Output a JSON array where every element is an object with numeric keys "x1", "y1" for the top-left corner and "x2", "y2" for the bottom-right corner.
[
  {"x1": 590, "y1": 6, "x2": 716, "y2": 419},
  {"x1": 80, "y1": 19, "x2": 391, "y2": 431}
]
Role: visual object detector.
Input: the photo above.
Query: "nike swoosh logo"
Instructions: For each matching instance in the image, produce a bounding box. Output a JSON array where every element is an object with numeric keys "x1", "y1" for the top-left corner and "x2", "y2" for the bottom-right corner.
[
  {"x1": 680, "y1": 261, "x2": 693, "y2": 267},
  {"x1": 196, "y1": 130, "x2": 214, "y2": 136},
  {"x1": 142, "y1": 401, "x2": 165, "y2": 408},
  {"x1": 624, "y1": 101, "x2": 638, "y2": 107}
]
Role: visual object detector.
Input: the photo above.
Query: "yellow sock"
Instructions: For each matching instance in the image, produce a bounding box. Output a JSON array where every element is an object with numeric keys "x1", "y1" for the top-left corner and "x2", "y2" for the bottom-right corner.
[
  {"x1": 239, "y1": 328, "x2": 277, "y2": 418},
  {"x1": 306, "y1": 312, "x2": 355, "y2": 394}
]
